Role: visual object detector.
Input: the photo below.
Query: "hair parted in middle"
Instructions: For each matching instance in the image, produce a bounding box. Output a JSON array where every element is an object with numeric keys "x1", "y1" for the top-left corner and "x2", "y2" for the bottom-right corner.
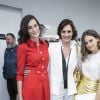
[
  {"x1": 81, "y1": 29, "x2": 100, "y2": 61},
  {"x1": 18, "y1": 15, "x2": 41, "y2": 44}
]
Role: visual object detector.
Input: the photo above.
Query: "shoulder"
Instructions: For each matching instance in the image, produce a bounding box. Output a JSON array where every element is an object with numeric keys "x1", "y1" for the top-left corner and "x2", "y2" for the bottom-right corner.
[
  {"x1": 13, "y1": 45, "x2": 18, "y2": 51},
  {"x1": 43, "y1": 40, "x2": 49, "y2": 46},
  {"x1": 71, "y1": 40, "x2": 81, "y2": 50},
  {"x1": 18, "y1": 43, "x2": 27, "y2": 51},
  {"x1": 48, "y1": 41, "x2": 61, "y2": 54},
  {"x1": 70, "y1": 40, "x2": 82, "y2": 56},
  {"x1": 40, "y1": 39, "x2": 49, "y2": 48},
  {"x1": 70, "y1": 40, "x2": 77, "y2": 47},
  {"x1": 49, "y1": 41, "x2": 60, "y2": 48},
  {"x1": 18, "y1": 43, "x2": 27, "y2": 48}
]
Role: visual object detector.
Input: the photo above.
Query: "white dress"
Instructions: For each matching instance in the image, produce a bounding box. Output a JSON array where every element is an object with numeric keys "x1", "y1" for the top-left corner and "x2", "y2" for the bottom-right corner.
[{"x1": 75, "y1": 52, "x2": 100, "y2": 100}]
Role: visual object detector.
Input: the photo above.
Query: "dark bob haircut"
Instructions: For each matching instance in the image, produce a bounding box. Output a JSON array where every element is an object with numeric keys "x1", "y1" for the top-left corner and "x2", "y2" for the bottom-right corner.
[{"x1": 57, "y1": 19, "x2": 77, "y2": 40}]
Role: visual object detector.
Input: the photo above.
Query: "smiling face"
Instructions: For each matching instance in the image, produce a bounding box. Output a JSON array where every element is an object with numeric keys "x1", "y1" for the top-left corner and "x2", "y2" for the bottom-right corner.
[
  {"x1": 27, "y1": 19, "x2": 40, "y2": 39},
  {"x1": 84, "y1": 35, "x2": 99, "y2": 53},
  {"x1": 61, "y1": 24, "x2": 73, "y2": 43}
]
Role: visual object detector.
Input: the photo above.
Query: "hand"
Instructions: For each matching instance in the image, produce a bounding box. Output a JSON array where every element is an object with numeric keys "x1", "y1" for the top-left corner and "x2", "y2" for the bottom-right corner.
[
  {"x1": 24, "y1": 67, "x2": 30, "y2": 77},
  {"x1": 18, "y1": 96, "x2": 23, "y2": 100}
]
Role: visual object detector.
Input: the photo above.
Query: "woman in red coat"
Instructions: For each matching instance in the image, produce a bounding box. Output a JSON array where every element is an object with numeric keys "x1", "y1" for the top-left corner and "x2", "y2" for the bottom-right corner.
[{"x1": 16, "y1": 15, "x2": 50, "y2": 100}]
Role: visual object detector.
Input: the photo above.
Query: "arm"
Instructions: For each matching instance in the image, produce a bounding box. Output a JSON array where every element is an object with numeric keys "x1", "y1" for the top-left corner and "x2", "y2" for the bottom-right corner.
[
  {"x1": 16, "y1": 44, "x2": 26, "y2": 100},
  {"x1": 95, "y1": 82, "x2": 100, "y2": 100},
  {"x1": 17, "y1": 81, "x2": 23, "y2": 100}
]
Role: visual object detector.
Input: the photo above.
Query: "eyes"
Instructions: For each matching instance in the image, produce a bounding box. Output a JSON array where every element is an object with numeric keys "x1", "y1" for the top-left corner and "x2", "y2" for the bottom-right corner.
[
  {"x1": 28, "y1": 24, "x2": 38, "y2": 30},
  {"x1": 61, "y1": 30, "x2": 72, "y2": 34},
  {"x1": 85, "y1": 39, "x2": 93, "y2": 45}
]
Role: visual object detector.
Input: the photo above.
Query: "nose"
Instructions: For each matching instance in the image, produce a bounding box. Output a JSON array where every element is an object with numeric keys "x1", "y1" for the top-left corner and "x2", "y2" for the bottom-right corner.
[
  {"x1": 64, "y1": 32, "x2": 70, "y2": 36},
  {"x1": 32, "y1": 27, "x2": 35, "y2": 31},
  {"x1": 87, "y1": 42, "x2": 92, "y2": 47},
  {"x1": 32, "y1": 29, "x2": 37, "y2": 34}
]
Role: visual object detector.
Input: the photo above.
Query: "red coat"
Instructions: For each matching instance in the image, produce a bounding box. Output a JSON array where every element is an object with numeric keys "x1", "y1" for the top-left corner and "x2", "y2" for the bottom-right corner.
[{"x1": 16, "y1": 39, "x2": 50, "y2": 100}]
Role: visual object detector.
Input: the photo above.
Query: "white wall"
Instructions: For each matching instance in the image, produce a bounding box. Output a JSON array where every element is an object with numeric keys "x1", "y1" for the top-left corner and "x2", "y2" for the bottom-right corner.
[
  {"x1": 0, "y1": 5, "x2": 22, "y2": 100},
  {"x1": 0, "y1": 0, "x2": 100, "y2": 36},
  {"x1": 0, "y1": 0, "x2": 100, "y2": 99}
]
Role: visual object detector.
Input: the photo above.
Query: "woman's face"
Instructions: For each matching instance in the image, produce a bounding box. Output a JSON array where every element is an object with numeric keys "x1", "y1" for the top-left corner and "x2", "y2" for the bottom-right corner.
[
  {"x1": 84, "y1": 35, "x2": 99, "y2": 53},
  {"x1": 61, "y1": 24, "x2": 73, "y2": 43},
  {"x1": 27, "y1": 19, "x2": 40, "y2": 39}
]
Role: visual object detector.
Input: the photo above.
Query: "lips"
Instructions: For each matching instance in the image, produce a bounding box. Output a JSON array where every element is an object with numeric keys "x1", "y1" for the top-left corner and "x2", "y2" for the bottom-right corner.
[
  {"x1": 88, "y1": 46, "x2": 94, "y2": 51},
  {"x1": 32, "y1": 32, "x2": 37, "y2": 34},
  {"x1": 32, "y1": 32, "x2": 39, "y2": 35},
  {"x1": 63, "y1": 36, "x2": 71, "y2": 39}
]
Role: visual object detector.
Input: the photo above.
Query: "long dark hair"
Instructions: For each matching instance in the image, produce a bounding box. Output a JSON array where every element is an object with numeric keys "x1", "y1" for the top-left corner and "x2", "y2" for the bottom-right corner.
[
  {"x1": 81, "y1": 29, "x2": 100, "y2": 61},
  {"x1": 57, "y1": 19, "x2": 77, "y2": 40},
  {"x1": 18, "y1": 15, "x2": 41, "y2": 44}
]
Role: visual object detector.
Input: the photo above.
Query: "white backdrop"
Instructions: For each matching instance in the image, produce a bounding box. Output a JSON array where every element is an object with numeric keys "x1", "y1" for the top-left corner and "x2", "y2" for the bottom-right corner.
[{"x1": 0, "y1": 4, "x2": 22, "y2": 100}]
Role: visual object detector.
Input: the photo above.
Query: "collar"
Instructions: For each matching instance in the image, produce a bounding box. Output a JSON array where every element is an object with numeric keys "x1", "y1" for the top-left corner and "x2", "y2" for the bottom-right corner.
[
  {"x1": 26, "y1": 39, "x2": 45, "y2": 47},
  {"x1": 59, "y1": 40, "x2": 77, "y2": 49}
]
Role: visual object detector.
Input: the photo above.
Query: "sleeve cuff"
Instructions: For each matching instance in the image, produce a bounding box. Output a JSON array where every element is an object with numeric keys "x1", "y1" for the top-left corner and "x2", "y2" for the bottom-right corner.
[{"x1": 16, "y1": 75, "x2": 24, "y2": 81}]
